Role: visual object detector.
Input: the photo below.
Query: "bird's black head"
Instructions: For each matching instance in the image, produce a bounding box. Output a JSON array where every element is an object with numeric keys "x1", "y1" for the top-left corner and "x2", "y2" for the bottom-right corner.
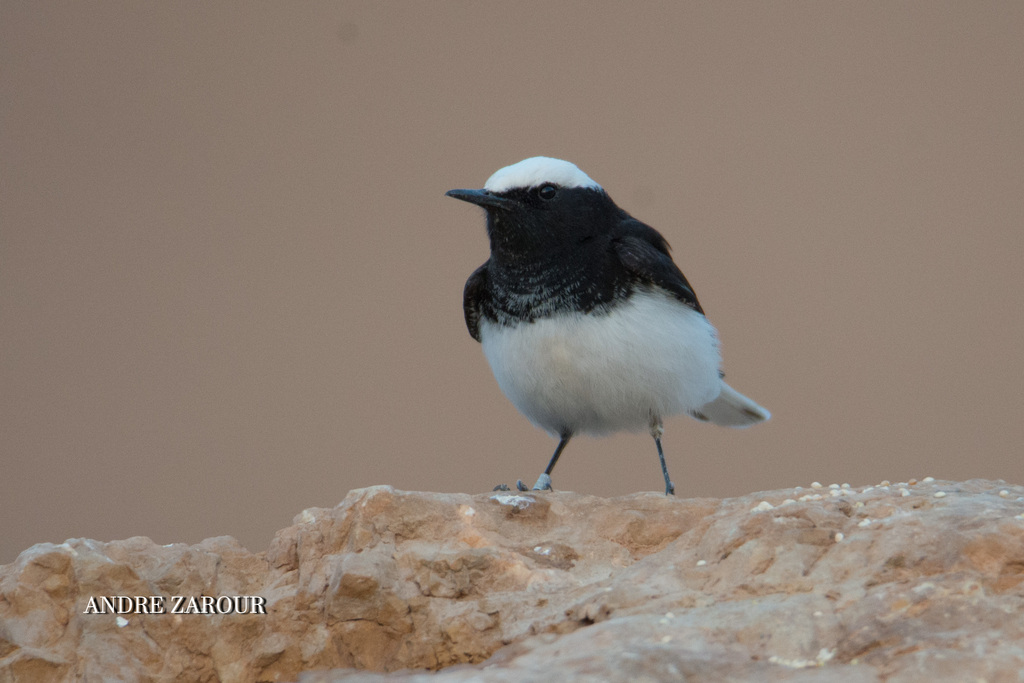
[{"x1": 446, "y1": 157, "x2": 622, "y2": 264}]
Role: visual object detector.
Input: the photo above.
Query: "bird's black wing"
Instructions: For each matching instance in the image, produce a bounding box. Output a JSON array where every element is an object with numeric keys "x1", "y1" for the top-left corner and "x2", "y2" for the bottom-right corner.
[
  {"x1": 463, "y1": 262, "x2": 490, "y2": 342},
  {"x1": 612, "y1": 219, "x2": 705, "y2": 314}
]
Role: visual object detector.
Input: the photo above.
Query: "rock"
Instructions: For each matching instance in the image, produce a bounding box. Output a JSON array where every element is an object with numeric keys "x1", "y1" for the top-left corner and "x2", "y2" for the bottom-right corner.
[{"x1": 1, "y1": 479, "x2": 1022, "y2": 681}]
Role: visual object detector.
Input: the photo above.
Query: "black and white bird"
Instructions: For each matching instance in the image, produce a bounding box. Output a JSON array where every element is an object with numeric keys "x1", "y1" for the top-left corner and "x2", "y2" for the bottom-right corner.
[{"x1": 446, "y1": 157, "x2": 769, "y2": 496}]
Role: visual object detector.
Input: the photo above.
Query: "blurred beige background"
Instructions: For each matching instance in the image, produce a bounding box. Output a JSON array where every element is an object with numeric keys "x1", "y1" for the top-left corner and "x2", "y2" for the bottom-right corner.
[{"x1": 2, "y1": 2, "x2": 1022, "y2": 564}]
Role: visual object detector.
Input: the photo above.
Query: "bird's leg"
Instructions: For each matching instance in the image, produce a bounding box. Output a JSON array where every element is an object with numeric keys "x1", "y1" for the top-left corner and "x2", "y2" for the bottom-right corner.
[
  {"x1": 533, "y1": 433, "x2": 572, "y2": 491},
  {"x1": 650, "y1": 420, "x2": 675, "y2": 496}
]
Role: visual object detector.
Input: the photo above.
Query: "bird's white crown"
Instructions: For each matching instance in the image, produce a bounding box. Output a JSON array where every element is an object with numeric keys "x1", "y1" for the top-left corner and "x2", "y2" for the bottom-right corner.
[{"x1": 483, "y1": 157, "x2": 602, "y2": 194}]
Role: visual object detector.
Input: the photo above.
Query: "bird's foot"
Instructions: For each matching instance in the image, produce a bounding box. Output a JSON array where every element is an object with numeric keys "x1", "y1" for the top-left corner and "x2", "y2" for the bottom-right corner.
[
  {"x1": 665, "y1": 481, "x2": 676, "y2": 496},
  {"x1": 502, "y1": 476, "x2": 552, "y2": 492},
  {"x1": 532, "y1": 473, "x2": 553, "y2": 491}
]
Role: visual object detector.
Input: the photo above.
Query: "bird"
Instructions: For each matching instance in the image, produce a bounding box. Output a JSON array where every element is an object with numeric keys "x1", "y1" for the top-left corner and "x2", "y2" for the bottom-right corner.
[{"x1": 446, "y1": 157, "x2": 769, "y2": 496}]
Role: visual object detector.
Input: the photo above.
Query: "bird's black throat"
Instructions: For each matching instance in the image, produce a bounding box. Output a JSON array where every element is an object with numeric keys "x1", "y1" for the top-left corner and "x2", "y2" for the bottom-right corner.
[
  {"x1": 472, "y1": 187, "x2": 649, "y2": 326},
  {"x1": 479, "y1": 234, "x2": 637, "y2": 326},
  {"x1": 460, "y1": 182, "x2": 702, "y2": 335}
]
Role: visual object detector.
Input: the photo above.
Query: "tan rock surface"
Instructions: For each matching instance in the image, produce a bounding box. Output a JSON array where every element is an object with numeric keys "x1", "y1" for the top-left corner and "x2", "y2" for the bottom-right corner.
[{"x1": 1, "y1": 479, "x2": 1022, "y2": 682}]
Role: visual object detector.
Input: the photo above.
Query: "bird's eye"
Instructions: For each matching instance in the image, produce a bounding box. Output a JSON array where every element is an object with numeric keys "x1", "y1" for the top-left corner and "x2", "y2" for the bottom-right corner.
[{"x1": 537, "y1": 184, "x2": 558, "y2": 201}]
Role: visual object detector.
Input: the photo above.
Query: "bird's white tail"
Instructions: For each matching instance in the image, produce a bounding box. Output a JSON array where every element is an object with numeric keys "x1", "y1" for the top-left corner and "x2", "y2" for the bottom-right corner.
[{"x1": 692, "y1": 382, "x2": 770, "y2": 427}]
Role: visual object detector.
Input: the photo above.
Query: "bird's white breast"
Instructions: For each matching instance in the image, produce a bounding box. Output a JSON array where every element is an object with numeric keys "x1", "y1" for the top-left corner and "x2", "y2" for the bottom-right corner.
[{"x1": 479, "y1": 290, "x2": 723, "y2": 436}]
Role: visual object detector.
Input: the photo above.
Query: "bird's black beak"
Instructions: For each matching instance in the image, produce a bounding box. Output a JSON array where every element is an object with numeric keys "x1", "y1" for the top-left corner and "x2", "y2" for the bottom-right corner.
[{"x1": 445, "y1": 188, "x2": 514, "y2": 210}]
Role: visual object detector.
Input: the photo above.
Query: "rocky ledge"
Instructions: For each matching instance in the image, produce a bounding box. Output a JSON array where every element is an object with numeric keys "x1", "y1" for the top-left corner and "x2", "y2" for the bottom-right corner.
[{"x1": 2, "y1": 479, "x2": 1023, "y2": 682}]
